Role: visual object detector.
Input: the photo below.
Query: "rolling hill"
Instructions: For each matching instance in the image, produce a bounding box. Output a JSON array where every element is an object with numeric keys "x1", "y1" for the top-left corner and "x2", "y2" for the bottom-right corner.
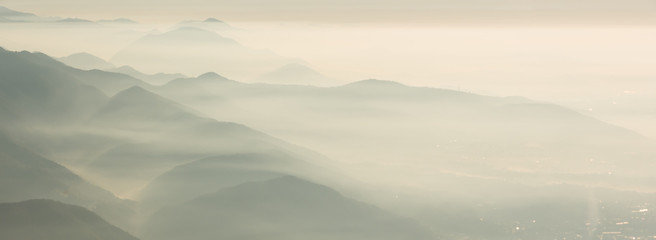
[{"x1": 142, "y1": 176, "x2": 435, "y2": 240}]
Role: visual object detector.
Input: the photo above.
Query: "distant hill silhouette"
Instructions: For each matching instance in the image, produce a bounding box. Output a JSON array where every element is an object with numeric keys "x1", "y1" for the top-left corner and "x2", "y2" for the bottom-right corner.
[
  {"x1": 158, "y1": 71, "x2": 237, "y2": 99},
  {"x1": 139, "y1": 150, "x2": 335, "y2": 212},
  {"x1": 163, "y1": 72, "x2": 235, "y2": 87},
  {"x1": 143, "y1": 176, "x2": 435, "y2": 240},
  {"x1": 105, "y1": 65, "x2": 186, "y2": 86},
  {"x1": 57, "y1": 18, "x2": 95, "y2": 23},
  {"x1": 111, "y1": 27, "x2": 293, "y2": 80},
  {"x1": 59, "y1": 52, "x2": 115, "y2": 70}
]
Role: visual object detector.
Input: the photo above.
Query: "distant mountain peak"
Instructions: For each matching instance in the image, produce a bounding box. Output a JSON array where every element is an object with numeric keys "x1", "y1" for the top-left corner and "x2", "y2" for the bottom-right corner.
[
  {"x1": 57, "y1": 17, "x2": 94, "y2": 23},
  {"x1": 117, "y1": 85, "x2": 149, "y2": 94},
  {"x1": 204, "y1": 17, "x2": 224, "y2": 23},
  {"x1": 198, "y1": 72, "x2": 229, "y2": 80},
  {"x1": 115, "y1": 65, "x2": 138, "y2": 72},
  {"x1": 162, "y1": 72, "x2": 238, "y2": 90}
]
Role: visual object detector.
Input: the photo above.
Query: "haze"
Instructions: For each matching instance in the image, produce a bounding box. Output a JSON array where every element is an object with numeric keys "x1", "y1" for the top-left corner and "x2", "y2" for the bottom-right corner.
[{"x1": 1, "y1": 1, "x2": 656, "y2": 240}]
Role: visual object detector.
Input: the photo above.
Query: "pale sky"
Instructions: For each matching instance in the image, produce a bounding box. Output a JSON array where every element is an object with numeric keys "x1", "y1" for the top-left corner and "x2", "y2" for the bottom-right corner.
[{"x1": 2, "y1": 0, "x2": 656, "y2": 23}]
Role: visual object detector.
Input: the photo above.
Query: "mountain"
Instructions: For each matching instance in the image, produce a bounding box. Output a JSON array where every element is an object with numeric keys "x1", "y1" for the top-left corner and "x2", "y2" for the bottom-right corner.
[
  {"x1": 0, "y1": 131, "x2": 135, "y2": 232},
  {"x1": 88, "y1": 86, "x2": 200, "y2": 131},
  {"x1": 0, "y1": 47, "x2": 152, "y2": 116},
  {"x1": 0, "y1": 6, "x2": 39, "y2": 22},
  {"x1": 85, "y1": 86, "x2": 328, "y2": 196},
  {"x1": 156, "y1": 71, "x2": 323, "y2": 106},
  {"x1": 59, "y1": 52, "x2": 115, "y2": 70},
  {"x1": 204, "y1": 17, "x2": 223, "y2": 23},
  {"x1": 0, "y1": 47, "x2": 108, "y2": 124},
  {"x1": 154, "y1": 72, "x2": 240, "y2": 112},
  {"x1": 256, "y1": 62, "x2": 334, "y2": 86},
  {"x1": 0, "y1": 131, "x2": 104, "y2": 203},
  {"x1": 0, "y1": 47, "x2": 155, "y2": 124},
  {"x1": 138, "y1": 150, "x2": 338, "y2": 212},
  {"x1": 0, "y1": 199, "x2": 138, "y2": 240},
  {"x1": 163, "y1": 72, "x2": 235, "y2": 87},
  {"x1": 154, "y1": 76, "x2": 656, "y2": 191},
  {"x1": 111, "y1": 27, "x2": 293, "y2": 80},
  {"x1": 74, "y1": 69, "x2": 153, "y2": 96},
  {"x1": 105, "y1": 65, "x2": 186, "y2": 86},
  {"x1": 142, "y1": 176, "x2": 435, "y2": 240},
  {"x1": 0, "y1": 47, "x2": 155, "y2": 169},
  {"x1": 0, "y1": 46, "x2": 339, "y2": 218},
  {"x1": 5, "y1": 45, "x2": 656, "y2": 239},
  {"x1": 57, "y1": 18, "x2": 95, "y2": 23},
  {"x1": 158, "y1": 72, "x2": 235, "y2": 96},
  {"x1": 0, "y1": 6, "x2": 32, "y2": 17}
]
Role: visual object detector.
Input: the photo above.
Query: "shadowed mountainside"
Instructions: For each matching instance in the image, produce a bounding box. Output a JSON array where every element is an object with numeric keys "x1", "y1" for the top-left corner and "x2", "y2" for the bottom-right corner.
[
  {"x1": 0, "y1": 199, "x2": 138, "y2": 240},
  {"x1": 0, "y1": 131, "x2": 136, "y2": 233}
]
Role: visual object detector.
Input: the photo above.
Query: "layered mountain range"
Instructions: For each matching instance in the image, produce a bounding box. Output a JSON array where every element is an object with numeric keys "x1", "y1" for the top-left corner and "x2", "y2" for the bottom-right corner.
[{"x1": 1, "y1": 17, "x2": 656, "y2": 238}]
